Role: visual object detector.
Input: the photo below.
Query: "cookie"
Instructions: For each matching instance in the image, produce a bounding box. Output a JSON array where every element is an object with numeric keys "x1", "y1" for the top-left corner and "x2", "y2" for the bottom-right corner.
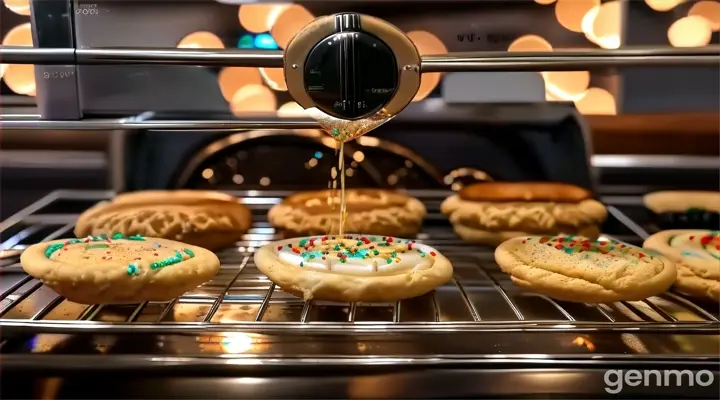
[
  {"x1": 643, "y1": 230, "x2": 720, "y2": 302},
  {"x1": 21, "y1": 233, "x2": 220, "y2": 304},
  {"x1": 75, "y1": 190, "x2": 252, "y2": 251},
  {"x1": 268, "y1": 189, "x2": 426, "y2": 237},
  {"x1": 643, "y1": 191, "x2": 720, "y2": 230},
  {"x1": 494, "y1": 235, "x2": 677, "y2": 303},
  {"x1": 254, "y1": 234, "x2": 453, "y2": 302},
  {"x1": 442, "y1": 182, "x2": 607, "y2": 245}
]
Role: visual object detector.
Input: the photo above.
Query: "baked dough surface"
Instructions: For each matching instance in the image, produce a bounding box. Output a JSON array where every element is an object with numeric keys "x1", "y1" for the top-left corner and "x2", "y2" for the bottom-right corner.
[
  {"x1": 495, "y1": 235, "x2": 677, "y2": 303},
  {"x1": 643, "y1": 191, "x2": 720, "y2": 213},
  {"x1": 441, "y1": 194, "x2": 606, "y2": 243},
  {"x1": 75, "y1": 190, "x2": 252, "y2": 250},
  {"x1": 21, "y1": 234, "x2": 220, "y2": 304},
  {"x1": 254, "y1": 234, "x2": 453, "y2": 302},
  {"x1": 268, "y1": 189, "x2": 426, "y2": 237},
  {"x1": 643, "y1": 230, "x2": 720, "y2": 301}
]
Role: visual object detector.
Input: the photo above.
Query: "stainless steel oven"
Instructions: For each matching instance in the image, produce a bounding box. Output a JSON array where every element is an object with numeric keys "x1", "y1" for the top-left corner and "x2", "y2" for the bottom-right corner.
[{"x1": 1, "y1": 1, "x2": 718, "y2": 398}]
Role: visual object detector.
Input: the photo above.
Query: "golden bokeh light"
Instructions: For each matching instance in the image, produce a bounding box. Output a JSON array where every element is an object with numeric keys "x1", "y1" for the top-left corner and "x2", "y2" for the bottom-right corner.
[
  {"x1": 535, "y1": 0, "x2": 557, "y2": 5},
  {"x1": 2, "y1": 23, "x2": 35, "y2": 96},
  {"x1": 668, "y1": 15, "x2": 713, "y2": 47},
  {"x1": 177, "y1": 31, "x2": 225, "y2": 49},
  {"x1": 217, "y1": 67, "x2": 262, "y2": 102},
  {"x1": 644, "y1": 0, "x2": 686, "y2": 12},
  {"x1": 270, "y1": 5, "x2": 314, "y2": 49},
  {"x1": 575, "y1": 87, "x2": 617, "y2": 115},
  {"x1": 407, "y1": 31, "x2": 447, "y2": 102},
  {"x1": 258, "y1": 67, "x2": 287, "y2": 91},
  {"x1": 545, "y1": 71, "x2": 591, "y2": 101},
  {"x1": 507, "y1": 34, "x2": 553, "y2": 52},
  {"x1": 554, "y1": 0, "x2": 600, "y2": 32},
  {"x1": 230, "y1": 84, "x2": 277, "y2": 115},
  {"x1": 3, "y1": 0, "x2": 30, "y2": 15},
  {"x1": 587, "y1": 1, "x2": 622, "y2": 49},
  {"x1": 689, "y1": 1, "x2": 720, "y2": 31},
  {"x1": 238, "y1": 4, "x2": 289, "y2": 34},
  {"x1": 277, "y1": 101, "x2": 306, "y2": 117}
]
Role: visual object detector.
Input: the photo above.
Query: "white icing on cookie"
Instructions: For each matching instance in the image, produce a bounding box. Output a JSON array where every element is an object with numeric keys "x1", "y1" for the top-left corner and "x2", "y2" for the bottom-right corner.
[
  {"x1": 668, "y1": 231, "x2": 720, "y2": 260},
  {"x1": 274, "y1": 234, "x2": 437, "y2": 276}
]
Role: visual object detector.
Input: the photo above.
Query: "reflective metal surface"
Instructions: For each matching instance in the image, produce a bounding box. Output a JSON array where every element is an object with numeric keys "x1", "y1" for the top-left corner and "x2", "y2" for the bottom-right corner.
[{"x1": 1, "y1": 46, "x2": 718, "y2": 70}]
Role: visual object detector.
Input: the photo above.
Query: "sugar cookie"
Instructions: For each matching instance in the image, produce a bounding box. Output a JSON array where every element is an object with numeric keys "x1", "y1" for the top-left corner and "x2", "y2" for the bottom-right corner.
[
  {"x1": 75, "y1": 190, "x2": 252, "y2": 251},
  {"x1": 268, "y1": 189, "x2": 426, "y2": 237},
  {"x1": 643, "y1": 230, "x2": 720, "y2": 302},
  {"x1": 254, "y1": 234, "x2": 453, "y2": 302},
  {"x1": 442, "y1": 182, "x2": 607, "y2": 246},
  {"x1": 495, "y1": 235, "x2": 676, "y2": 303},
  {"x1": 21, "y1": 234, "x2": 220, "y2": 304},
  {"x1": 643, "y1": 191, "x2": 720, "y2": 230}
]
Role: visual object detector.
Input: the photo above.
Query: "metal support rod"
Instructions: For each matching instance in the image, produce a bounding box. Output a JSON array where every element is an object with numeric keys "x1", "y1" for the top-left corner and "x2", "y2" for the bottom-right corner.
[{"x1": 1, "y1": 46, "x2": 717, "y2": 70}]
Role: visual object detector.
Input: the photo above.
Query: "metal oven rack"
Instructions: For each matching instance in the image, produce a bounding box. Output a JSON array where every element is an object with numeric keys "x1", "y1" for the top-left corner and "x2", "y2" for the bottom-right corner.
[{"x1": 1, "y1": 190, "x2": 718, "y2": 341}]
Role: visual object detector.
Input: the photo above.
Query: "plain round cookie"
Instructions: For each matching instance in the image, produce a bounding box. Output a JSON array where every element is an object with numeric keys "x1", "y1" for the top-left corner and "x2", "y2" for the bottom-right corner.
[
  {"x1": 495, "y1": 235, "x2": 677, "y2": 303},
  {"x1": 643, "y1": 230, "x2": 720, "y2": 302},
  {"x1": 268, "y1": 189, "x2": 426, "y2": 237},
  {"x1": 75, "y1": 190, "x2": 252, "y2": 251},
  {"x1": 21, "y1": 234, "x2": 220, "y2": 304},
  {"x1": 254, "y1": 235, "x2": 453, "y2": 303}
]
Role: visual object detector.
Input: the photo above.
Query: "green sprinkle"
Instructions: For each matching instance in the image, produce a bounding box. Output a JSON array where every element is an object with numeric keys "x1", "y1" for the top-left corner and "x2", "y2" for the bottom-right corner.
[
  {"x1": 340, "y1": 259, "x2": 347, "y2": 263},
  {"x1": 370, "y1": 237, "x2": 377, "y2": 242},
  {"x1": 127, "y1": 263, "x2": 140, "y2": 276},
  {"x1": 356, "y1": 241, "x2": 363, "y2": 246},
  {"x1": 68, "y1": 238, "x2": 82, "y2": 244},
  {"x1": 373, "y1": 250, "x2": 380, "y2": 256},
  {"x1": 333, "y1": 244, "x2": 341, "y2": 251},
  {"x1": 128, "y1": 234, "x2": 145, "y2": 241},
  {"x1": 183, "y1": 248, "x2": 195, "y2": 257},
  {"x1": 111, "y1": 233, "x2": 124, "y2": 240},
  {"x1": 100, "y1": 233, "x2": 108, "y2": 240},
  {"x1": 85, "y1": 243, "x2": 109, "y2": 250},
  {"x1": 332, "y1": 128, "x2": 339, "y2": 136},
  {"x1": 298, "y1": 238, "x2": 309, "y2": 247},
  {"x1": 150, "y1": 262, "x2": 160, "y2": 270},
  {"x1": 300, "y1": 262, "x2": 304, "y2": 267},
  {"x1": 419, "y1": 252, "x2": 426, "y2": 257},
  {"x1": 44, "y1": 243, "x2": 65, "y2": 258}
]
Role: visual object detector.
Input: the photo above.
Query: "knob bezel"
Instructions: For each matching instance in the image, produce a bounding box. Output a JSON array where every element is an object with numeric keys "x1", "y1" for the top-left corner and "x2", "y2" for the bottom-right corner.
[{"x1": 284, "y1": 13, "x2": 421, "y2": 119}]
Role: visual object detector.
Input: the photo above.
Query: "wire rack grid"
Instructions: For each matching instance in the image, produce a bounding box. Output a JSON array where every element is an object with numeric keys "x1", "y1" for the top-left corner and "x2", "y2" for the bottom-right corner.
[{"x1": 0, "y1": 189, "x2": 718, "y2": 336}]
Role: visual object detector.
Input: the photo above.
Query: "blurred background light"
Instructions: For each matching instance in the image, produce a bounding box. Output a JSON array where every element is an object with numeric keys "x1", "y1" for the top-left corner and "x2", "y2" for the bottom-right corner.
[
  {"x1": 575, "y1": 87, "x2": 617, "y2": 115},
  {"x1": 230, "y1": 84, "x2": 277, "y2": 115},
  {"x1": 668, "y1": 15, "x2": 713, "y2": 47},
  {"x1": 688, "y1": 1, "x2": 720, "y2": 31},
  {"x1": 270, "y1": 4, "x2": 314, "y2": 49},
  {"x1": 645, "y1": 0, "x2": 686, "y2": 12},
  {"x1": 3, "y1": 0, "x2": 30, "y2": 15},
  {"x1": 177, "y1": 31, "x2": 225, "y2": 48},
  {"x1": 534, "y1": 0, "x2": 558, "y2": 5},
  {"x1": 238, "y1": 3, "x2": 288, "y2": 34},
  {"x1": 586, "y1": 1, "x2": 622, "y2": 49},
  {"x1": 218, "y1": 67, "x2": 262, "y2": 102},
  {"x1": 277, "y1": 101, "x2": 307, "y2": 117},
  {"x1": 237, "y1": 34, "x2": 255, "y2": 49},
  {"x1": 554, "y1": 0, "x2": 600, "y2": 32},
  {"x1": 254, "y1": 33, "x2": 279, "y2": 49},
  {"x1": 406, "y1": 30, "x2": 447, "y2": 102},
  {"x1": 258, "y1": 67, "x2": 287, "y2": 91},
  {"x1": 2, "y1": 22, "x2": 35, "y2": 96}
]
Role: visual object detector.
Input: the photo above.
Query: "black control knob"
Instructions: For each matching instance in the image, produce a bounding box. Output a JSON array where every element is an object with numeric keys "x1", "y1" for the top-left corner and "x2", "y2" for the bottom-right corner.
[{"x1": 303, "y1": 13, "x2": 398, "y2": 120}]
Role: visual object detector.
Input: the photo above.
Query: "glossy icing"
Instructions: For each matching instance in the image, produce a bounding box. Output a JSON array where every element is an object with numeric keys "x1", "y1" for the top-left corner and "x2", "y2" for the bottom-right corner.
[
  {"x1": 44, "y1": 233, "x2": 195, "y2": 276},
  {"x1": 668, "y1": 231, "x2": 720, "y2": 260},
  {"x1": 275, "y1": 234, "x2": 437, "y2": 276}
]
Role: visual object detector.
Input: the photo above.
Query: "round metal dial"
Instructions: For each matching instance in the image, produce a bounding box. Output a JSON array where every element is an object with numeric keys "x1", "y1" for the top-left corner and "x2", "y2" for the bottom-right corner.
[{"x1": 302, "y1": 15, "x2": 398, "y2": 120}]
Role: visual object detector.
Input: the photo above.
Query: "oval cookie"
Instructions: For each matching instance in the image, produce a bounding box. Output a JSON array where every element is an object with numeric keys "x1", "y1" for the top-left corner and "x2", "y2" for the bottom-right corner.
[
  {"x1": 494, "y1": 235, "x2": 677, "y2": 303},
  {"x1": 643, "y1": 230, "x2": 720, "y2": 302},
  {"x1": 21, "y1": 234, "x2": 220, "y2": 305},
  {"x1": 254, "y1": 234, "x2": 453, "y2": 302}
]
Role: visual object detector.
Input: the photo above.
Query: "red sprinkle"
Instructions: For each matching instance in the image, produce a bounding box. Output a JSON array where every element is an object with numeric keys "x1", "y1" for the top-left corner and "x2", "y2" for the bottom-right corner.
[
  {"x1": 292, "y1": 248, "x2": 301, "y2": 254},
  {"x1": 689, "y1": 236, "x2": 695, "y2": 240},
  {"x1": 322, "y1": 257, "x2": 326, "y2": 260},
  {"x1": 715, "y1": 244, "x2": 720, "y2": 250},
  {"x1": 430, "y1": 251, "x2": 437, "y2": 256},
  {"x1": 555, "y1": 244, "x2": 564, "y2": 249},
  {"x1": 557, "y1": 237, "x2": 565, "y2": 243},
  {"x1": 277, "y1": 246, "x2": 283, "y2": 250},
  {"x1": 539, "y1": 237, "x2": 550, "y2": 244},
  {"x1": 701, "y1": 236, "x2": 712, "y2": 245},
  {"x1": 522, "y1": 240, "x2": 527, "y2": 243},
  {"x1": 638, "y1": 253, "x2": 646, "y2": 258},
  {"x1": 407, "y1": 243, "x2": 413, "y2": 250},
  {"x1": 153, "y1": 253, "x2": 159, "y2": 256},
  {"x1": 386, "y1": 237, "x2": 393, "y2": 243}
]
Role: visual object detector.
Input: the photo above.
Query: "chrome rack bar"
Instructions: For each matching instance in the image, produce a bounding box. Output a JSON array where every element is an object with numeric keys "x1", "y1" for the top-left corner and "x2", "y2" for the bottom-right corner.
[
  {"x1": 0, "y1": 118, "x2": 320, "y2": 130},
  {"x1": 1, "y1": 46, "x2": 718, "y2": 70}
]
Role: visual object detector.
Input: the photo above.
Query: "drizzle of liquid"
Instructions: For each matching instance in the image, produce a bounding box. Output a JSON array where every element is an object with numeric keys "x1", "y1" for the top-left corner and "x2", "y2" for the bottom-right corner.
[{"x1": 305, "y1": 107, "x2": 395, "y2": 237}]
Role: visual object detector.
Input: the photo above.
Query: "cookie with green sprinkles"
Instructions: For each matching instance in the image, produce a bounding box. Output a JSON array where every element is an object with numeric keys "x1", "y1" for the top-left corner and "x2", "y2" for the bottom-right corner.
[{"x1": 21, "y1": 235, "x2": 220, "y2": 305}]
